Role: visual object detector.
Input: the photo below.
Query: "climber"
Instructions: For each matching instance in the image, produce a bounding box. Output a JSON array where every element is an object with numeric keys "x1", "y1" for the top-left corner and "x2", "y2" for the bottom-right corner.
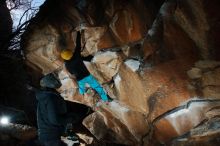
[
  {"x1": 32, "y1": 73, "x2": 80, "y2": 146},
  {"x1": 60, "y1": 31, "x2": 112, "y2": 102}
]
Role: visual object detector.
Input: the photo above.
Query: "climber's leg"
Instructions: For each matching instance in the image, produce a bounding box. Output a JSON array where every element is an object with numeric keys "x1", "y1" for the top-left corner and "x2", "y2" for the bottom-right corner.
[
  {"x1": 77, "y1": 78, "x2": 87, "y2": 95},
  {"x1": 86, "y1": 75, "x2": 109, "y2": 101}
]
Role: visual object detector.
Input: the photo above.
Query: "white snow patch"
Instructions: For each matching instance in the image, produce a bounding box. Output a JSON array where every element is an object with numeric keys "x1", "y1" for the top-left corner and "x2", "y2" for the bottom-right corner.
[
  {"x1": 125, "y1": 59, "x2": 140, "y2": 72},
  {"x1": 169, "y1": 108, "x2": 189, "y2": 119},
  {"x1": 159, "y1": 2, "x2": 169, "y2": 17},
  {"x1": 114, "y1": 74, "x2": 121, "y2": 90},
  {"x1": 148, "y1": 29, "x2": 154, "y2": 37},
  {"x1": 83, "y1": 61, "x2": 91, "y2": 67},
  {"x1": 109, "y1": 101, "x2": 130, "y2": 113},
  {"x1": 166, "y1": 101, "x2": 209, "y2": 135}
]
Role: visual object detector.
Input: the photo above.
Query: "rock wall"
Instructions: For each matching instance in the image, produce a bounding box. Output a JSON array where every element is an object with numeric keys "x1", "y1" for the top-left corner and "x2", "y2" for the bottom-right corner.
[{"x1": 22, "y1": 0, "x2": 220, "y2": 145}]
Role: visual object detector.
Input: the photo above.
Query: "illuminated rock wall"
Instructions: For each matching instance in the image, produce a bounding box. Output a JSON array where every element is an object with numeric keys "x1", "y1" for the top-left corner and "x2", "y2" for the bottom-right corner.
[{"x1": 22, "y1": 0, "x2": 220, "y2": 145}]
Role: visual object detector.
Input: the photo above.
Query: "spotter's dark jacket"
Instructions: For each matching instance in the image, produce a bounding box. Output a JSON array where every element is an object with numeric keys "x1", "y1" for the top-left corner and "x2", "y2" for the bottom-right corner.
[{"x1": 36, "y1": 89, "x2": 72, "y2": 142}]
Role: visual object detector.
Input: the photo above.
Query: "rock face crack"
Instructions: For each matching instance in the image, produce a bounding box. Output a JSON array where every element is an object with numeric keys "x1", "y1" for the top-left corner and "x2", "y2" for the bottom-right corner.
[
  {"x1": 149, "y1": 98, "x2": 220, "y2": 144},
  {"x1": 153, "y1": 99, "x2": 220, "y2": 124}
]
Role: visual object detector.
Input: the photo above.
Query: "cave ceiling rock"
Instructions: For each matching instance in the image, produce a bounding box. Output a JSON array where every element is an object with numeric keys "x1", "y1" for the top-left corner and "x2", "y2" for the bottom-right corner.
[
  {"x1": 82, "y1": 27, "x2": 106, "y2": 55},
  {"x1": 106, "y1": 0, "x2": 148, "y2": 45},
  {"x1": 81, "y1": 0, "x2": 149, "y2": 55},
  {"x1": 24, "y1": 25, "x2": 63, "y2": 74},
  {"x1": 174, "y1": 0, "x2": 210, "y2": 59},
  {"x1": 22, "y1": 0, "x2": 152, "y2": 76},
  {"x1": 174, "y1": 0, "x2": 220, "y2": 60}
]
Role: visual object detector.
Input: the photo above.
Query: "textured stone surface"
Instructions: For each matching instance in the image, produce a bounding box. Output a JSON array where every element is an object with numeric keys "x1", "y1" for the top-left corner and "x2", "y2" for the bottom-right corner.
[
  {"x1": 83, "y1": 27, "x2": 106, "y2": 55},
  {"x1": 114, "y1": 63, "x2": 148, "y2": 113},
  {"x1": 170, "y1": 118, "x2": 220, "y2": 146},
  {"x1": 195, "y1": 60, "x2": 220, "y2": 71},
  {"x1": 83, "y1": 110, "x2": 136, "y2": 145},
  {"x1": 187, "y1": 67, "x2": 202, "y2": 79},
  {"x1": 83, "y1": 101, "x2": 149, "y2": 145},
  {"x1": 187, "y1": 64, "x2": 220, "y2": 99},
  {"x1": 100, "y1": 101, "x2": 149, "y2": 142},
  {"x1": 24, "y1": 25, "x2": 64, "y2": 74},
  {"x1": 92, "y1": 51, "x2": 123, "y2": 82},
  {"x1": 22, "y1": 0, "x2": 220, "y2": 145},
  {"x1": 202, "y1": 68, "x2": 220, "y2": 87},
  {"x1": 203, "y1": 86, "x2": 220, "y2": 99}
]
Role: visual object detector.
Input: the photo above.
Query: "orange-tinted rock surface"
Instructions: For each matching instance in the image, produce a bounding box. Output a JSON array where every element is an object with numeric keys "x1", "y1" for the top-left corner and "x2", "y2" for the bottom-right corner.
[{"x1": 21, "y1": 0, "x2": 220, "y2": 145}]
